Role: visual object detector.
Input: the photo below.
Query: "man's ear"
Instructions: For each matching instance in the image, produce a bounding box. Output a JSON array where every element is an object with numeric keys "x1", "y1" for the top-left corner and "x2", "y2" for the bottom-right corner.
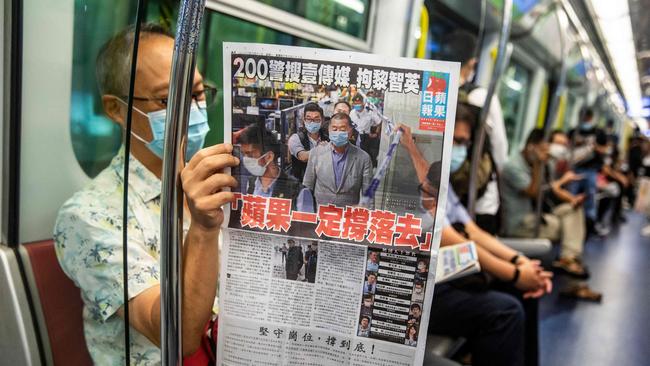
[{"x1": 102, "y1": 94, "x2": 125, "y2": 127}]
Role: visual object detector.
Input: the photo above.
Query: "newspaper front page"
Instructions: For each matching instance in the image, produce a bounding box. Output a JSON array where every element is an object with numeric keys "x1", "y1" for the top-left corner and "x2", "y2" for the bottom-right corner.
[{"x1": 219, "y1": 43, "x2": 460, "y2": 366}]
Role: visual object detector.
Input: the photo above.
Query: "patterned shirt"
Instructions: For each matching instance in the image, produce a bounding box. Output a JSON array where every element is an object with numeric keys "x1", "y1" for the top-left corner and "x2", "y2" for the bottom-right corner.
[{"x1": 54, "y1": 147, "x2": 182, "y2": 365}]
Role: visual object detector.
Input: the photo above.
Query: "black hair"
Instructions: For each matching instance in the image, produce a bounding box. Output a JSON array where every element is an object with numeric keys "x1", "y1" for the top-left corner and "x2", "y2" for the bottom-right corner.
[
  {"x1": 367, "y1": 272, "x2": 377, "y2": 278},
  {"x1": 303, "y1": 102, "x2": 324, "y2": 119},
  {"x1": 363, "y1": 294, "x2": 373, "y2": 300},
  {"x1": 330, "y1": 112, "x2": 353, "y2": 127},
  {"x1": 334, "y1": 100, "x2": 351, "y2": 112},
  {"x1": 410, "y1": 303, "x2": 421, "y2": 311},
  {"x1": 96, "y1": 23, "x2": 173, "y2": 95},
  {"x1": 360, "y1": 316, "x2": 370, "y2": 322},
  {"x1": 238, "y1": 123, "x2": 282, "y2": 157},
  {"x1": 583, "y1": 107, "x2": 594, "y2": 119},
  {"x1": 525, "y1": 128, "x2": 546, "y2": 146},
  {"x1": 426, "y1": 161, "x2": 441, "y2": 185},
  {"x1": 351, "y1": 94, "x2": 364, "y2": 103},
  {"x1": 455, "y1": 102, "x2": 478, "y2": 131},
  {"x1": 549, "y1": 129, "x2": 566, "y2": 142},
  {"x1": 440, "y1": 30, "x2": 478, "y2": 65}
]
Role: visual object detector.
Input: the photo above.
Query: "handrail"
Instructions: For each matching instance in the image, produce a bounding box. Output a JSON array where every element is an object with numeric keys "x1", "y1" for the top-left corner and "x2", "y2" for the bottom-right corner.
[
  {"x1": 534, "y1": 7, "x2": 570, "y2": 236},
  {"x1": 467, "y1": 0, "x2": 513, "y2": 217},
  {"x1": 159, "y1": 1, "x2": 206, "y2": 365}
]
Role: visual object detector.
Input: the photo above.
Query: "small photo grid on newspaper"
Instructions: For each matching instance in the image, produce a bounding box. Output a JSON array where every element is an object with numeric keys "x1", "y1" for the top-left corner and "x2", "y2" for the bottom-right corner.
[{"x1": 357, "y1": 247, "x2": 429, "y2": 347}]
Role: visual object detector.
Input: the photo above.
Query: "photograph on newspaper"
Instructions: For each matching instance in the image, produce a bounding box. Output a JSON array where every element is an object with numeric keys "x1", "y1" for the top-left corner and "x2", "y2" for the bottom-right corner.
[{"x1": 219, "y1": 42, "x2": 459, "y2": 366}]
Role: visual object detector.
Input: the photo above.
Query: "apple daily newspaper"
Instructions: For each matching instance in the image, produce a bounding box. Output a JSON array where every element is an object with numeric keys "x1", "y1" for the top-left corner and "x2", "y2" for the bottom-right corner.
[{"x1": 219, "y1": 43, "x2": 459, "y2": 366}]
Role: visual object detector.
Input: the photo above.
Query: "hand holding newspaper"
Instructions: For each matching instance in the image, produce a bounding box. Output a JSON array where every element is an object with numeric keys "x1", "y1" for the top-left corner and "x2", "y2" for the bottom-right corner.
[{"x1": 220, "y1": 43, "x2": 459, "y2": 366}]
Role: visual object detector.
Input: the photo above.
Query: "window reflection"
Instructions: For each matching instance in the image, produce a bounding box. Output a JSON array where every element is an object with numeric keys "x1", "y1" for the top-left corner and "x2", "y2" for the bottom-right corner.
[
  {"x1": 499, "y1": 61, "x2": 531, "y2": 153},
  {"x1": 254, "y1": 0, "x2": 371, "y2": 39}
]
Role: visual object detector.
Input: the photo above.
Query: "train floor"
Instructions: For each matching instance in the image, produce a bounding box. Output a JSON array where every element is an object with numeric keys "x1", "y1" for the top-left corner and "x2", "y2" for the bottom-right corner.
[{"x1": 539, "y1": 211, "x2": 650, "y2": 366}]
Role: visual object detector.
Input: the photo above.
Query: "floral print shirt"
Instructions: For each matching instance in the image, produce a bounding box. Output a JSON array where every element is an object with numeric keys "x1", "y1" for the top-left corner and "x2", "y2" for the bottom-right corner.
[{"x1": 54, "y1": 147, "x2": 166, "y2": 365}]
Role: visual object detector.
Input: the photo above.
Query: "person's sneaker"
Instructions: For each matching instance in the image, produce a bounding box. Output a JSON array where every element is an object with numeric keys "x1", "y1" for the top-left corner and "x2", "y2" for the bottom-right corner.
[
  {"x1": 642, "y1": 224, "x2": 650, "y2": 237},
  {"x1": 594, "y1": 222, "x2": 610, "y2": 237}
]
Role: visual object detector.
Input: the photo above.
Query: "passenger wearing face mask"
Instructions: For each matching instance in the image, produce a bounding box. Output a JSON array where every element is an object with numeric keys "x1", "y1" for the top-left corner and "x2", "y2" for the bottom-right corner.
[
  {"x1": 303, "y1": 113, "x2": 373, "y2": 208},
  {"x1": 287, "y1": 103, "x2": 328, "y2": 181},
  {"x1": 55, "y1": 24, "x2": 238, "y2": 364},
  {"x1": 238, "y1": 124, "x2": 302, "y2": 208},
  {"x1": 349, "y1": 94, "x2": 382, "y2": 167},
  {"x1": 448, "y1": 102, "x2": 502, "y2": 235},
  {"x1": 440, "y1": 30, "x2": 509, "y2": 171},
  {"x1": 400, "y1": 124, "x2": 553, "y2": 366},
  {"x1": 502, "y1": 129, "x2": 602, "y2": 301},
  {"x1": 568, "y1": 107, "x2": 609, "y2": 235}
]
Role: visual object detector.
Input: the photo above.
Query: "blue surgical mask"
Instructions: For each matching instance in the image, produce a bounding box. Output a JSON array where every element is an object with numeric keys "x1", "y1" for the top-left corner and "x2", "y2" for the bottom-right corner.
[
  {"x1": 131, "y1": 100, "x2": 210, "y2": 161},
  {"x1": 580, "y1": 122, "x2": 593, "y2": 132},
  {"x1": 450, "y1": 144, "x2": 467, "y2": 173},
  {"x1": 305, "y1": 121, "x2": 322, "y2": 134},
  {"x1": 352, "y1": 104, "x2": 363, "y2": 112},
  {"x1": 329, "y1": 130, "x2": 349, "y2": 147}
]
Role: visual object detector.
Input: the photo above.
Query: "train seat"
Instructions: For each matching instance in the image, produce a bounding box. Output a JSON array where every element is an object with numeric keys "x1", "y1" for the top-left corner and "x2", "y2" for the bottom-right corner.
[{"x1": 20, "y1": 240, "x2": 93, "y2": 366}]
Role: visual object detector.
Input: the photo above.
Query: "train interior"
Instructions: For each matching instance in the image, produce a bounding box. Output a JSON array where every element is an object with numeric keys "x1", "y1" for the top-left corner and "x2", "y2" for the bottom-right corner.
[{"x1": 1, "y1": 0, "x2": 649, "y2": 365}]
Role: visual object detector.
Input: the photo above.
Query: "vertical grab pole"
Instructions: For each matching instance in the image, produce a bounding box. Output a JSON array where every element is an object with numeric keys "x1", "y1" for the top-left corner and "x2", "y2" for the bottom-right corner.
[
  {"x1": 534, "y1": 8, "x2": 569, "y2": 236},
  {"x1": 160, "y1": 1, "x2": 206, "y2": 365},
  {"x1": 467, "y1": 0, "x2": 513, "y2": 217}
]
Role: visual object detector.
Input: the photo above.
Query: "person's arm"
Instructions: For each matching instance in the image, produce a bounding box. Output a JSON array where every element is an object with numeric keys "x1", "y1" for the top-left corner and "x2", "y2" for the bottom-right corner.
[
  {"x1": 118, "y1": 144, "x2": 239, "y2": 356},
  {"x1": 441, "y1": 226, "x2": 544, "y2": 292},
  {"x1": 288, "y1": 134, "x2": 310, "y2": 162},
  {"x1": 302, "y1": 148, "x2": 317, "y2": 190},
  {"x1": 398, "y1": 124, "x2": 429, "y2": 184},
  {"x1": 522, "y1": 160, "x2": 543, "y2": 198},
  {"x1": 463, "y1": 221, "x2": 518, "y2": 260},
  {"x1": 550, "y1": 170, "x2": 583, "y2": 205}
]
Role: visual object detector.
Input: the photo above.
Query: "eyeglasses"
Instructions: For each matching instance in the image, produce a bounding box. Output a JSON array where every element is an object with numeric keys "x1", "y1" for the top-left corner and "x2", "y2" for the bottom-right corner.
[
  {"x1": 304, "y1": 118, "x2": 322, "y2": 123},
  {"x1": 125, "y1": 82, "x2": 218, "y2": 108}
]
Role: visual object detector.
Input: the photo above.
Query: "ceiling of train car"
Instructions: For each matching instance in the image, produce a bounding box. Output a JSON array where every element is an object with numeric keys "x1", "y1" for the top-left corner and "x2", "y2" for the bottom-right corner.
[
  {"x1": 568, "y1": 0, "x2": 623, "y2": 96},
  {"x1": 629, "y1": 0, "x2": 650, "y2": 97}
]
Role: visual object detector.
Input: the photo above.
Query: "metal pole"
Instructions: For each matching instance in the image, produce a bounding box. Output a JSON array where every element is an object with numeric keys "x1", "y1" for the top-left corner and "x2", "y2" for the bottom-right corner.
[
  {"x1": 160, "y1": 1, "x2": 205, "y2": 365},
  {"x1": 467, "y1": 0, "x2": 513, "y2": 217},
  {"x1": 534, "y1": 8, "x2": 570, "y2": 236}
]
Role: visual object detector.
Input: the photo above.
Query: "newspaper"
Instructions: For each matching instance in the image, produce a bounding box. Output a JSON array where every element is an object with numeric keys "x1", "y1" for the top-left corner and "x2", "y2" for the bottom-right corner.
[
  {"x1": 435, "y1": 242, "x2": 480, "y2": 284},
  {"x1": 220, "y1": 43, "x2": 460, "y2": 366}
]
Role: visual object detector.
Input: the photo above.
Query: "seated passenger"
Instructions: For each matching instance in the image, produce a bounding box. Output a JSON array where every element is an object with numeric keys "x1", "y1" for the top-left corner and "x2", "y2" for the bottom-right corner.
[
  {"x1": 568, "y1": 108, "x2": 609, "y2": 235},
  {"x1": 448, "y1": 102, "x2": 501, "y2": 234},
  {"x1": 287, "y1": 102, "x2": 327, "y2": 181},
  {"x1": 238, "y1": 123, "x2": 302, "y2": 206},
  {"x1": 54, "y1": 24, "x2": 237, "y2": 363},
  {"x1": 303, "y1": 112, "x2": 373, "y2": 208},
  {"x1": 502, "y1": 129, "x2": 602, "y2": 301},
  {"x1": 400, "y1": 125, "x2": 552, "y2": 366}
]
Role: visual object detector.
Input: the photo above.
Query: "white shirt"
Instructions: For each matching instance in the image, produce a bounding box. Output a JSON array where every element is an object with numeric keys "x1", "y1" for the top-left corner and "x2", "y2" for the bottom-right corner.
[
  {"x1": 467, "y1": 87, "x2": 508, "y2": 171},
  {"x1": 350, "y1": 108, "x2": 382, "y2": 134}
]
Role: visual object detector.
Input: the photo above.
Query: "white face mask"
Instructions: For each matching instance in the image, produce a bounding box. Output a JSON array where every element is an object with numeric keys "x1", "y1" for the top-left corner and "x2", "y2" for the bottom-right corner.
[
  {"x1": 549, "y1": 143, "x2": 570, "y2": 161},
  {"x1": 242, "y1": 152, "x2": 270, "y2": 176}
]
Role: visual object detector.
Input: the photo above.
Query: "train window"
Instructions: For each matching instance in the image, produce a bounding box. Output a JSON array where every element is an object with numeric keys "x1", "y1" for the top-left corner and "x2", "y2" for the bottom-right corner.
[
  {"x1": 253, "y1": 0, "x2": 372, "y2": 40},
  {"x1": 499, "y1": 61, "x2": 532, "y2": 153}
]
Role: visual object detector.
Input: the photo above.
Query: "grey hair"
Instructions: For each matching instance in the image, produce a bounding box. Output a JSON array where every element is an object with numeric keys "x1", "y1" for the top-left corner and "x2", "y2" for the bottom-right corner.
[{"x1": 95, "y1": 23, "x2": 173, "y2": 96}]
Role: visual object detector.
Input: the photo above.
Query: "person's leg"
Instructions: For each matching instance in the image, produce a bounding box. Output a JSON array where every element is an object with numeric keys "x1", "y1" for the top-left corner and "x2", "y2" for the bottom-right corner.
[
  {"x1": 583, "y1": 169, "x2": 598, "y2": 221},
  {"x1": 537, "y1": 213, "x2": 561, "y2": 242},
  {"x1": 429, "y1": 285, "x2": 525, "y2": 366},
  {"x1": 552, "y1": 203, "x2": 585, "y2": 259}
]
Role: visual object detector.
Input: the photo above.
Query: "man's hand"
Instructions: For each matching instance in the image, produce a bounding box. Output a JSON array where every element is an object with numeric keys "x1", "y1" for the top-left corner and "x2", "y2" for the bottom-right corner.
[
  {"x1": 515, "y1": 260, "x2": 546, "y2": 292},
  {"x1": 560, "y1": 170, "x2": 583, "y2": 185},
  {"x1": 181, "y1": 143, "x2": 240, "y2": 231},
  {"x1": 398, "y1": 123, "x2": 415, "y2": 150},
  {"x1": 570, "y1": 193, "x2": 586, "y2": 208},
  {"x1": 533, "y1": 144, "x2": 550, "y2": 163}
]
